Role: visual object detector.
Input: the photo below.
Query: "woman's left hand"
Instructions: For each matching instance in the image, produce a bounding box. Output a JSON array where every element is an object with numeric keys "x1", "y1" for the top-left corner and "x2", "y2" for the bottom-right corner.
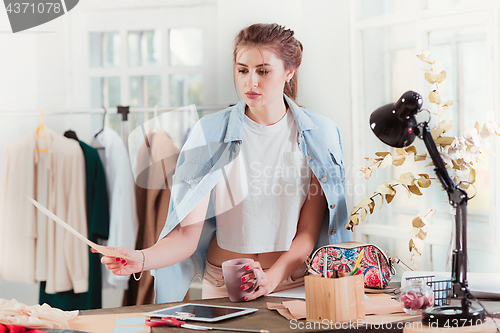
[{"x1": 240, "y1": 261, "x2": 278, "y2": 301}]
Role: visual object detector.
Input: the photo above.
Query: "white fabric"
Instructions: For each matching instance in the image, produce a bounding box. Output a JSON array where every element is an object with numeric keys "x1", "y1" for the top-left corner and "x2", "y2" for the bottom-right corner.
[
  {"x1": 91, "y1": 127, "x2": 138, "y2": 289},
  {"x1": 0, "y1": 298, "x2": 78, "y2": 329},
  {"x1": 215, "y1": 111, "x2": 311, "y2": 253},
  {"x1": 0, "y1": 128, "x2": 88, "y2": 293}
]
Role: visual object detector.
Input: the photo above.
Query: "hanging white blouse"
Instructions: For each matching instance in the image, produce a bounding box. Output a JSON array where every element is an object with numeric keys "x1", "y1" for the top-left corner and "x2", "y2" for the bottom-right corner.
[{"x1": 91, "y1": 127, "x2": 138, "y2": 289}]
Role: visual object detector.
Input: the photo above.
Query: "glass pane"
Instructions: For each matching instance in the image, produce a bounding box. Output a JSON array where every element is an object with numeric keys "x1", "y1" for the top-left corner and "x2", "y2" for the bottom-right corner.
[
  {"x1": 129, "y1": 76, "x2": 162, "y2": 107},
  {"x1": 147, "y1": 76, "x2": 162, "y2": 107},
  {"x1": 90, "y1": 77, "x2": 103, "y2": 108},
  {"x1": 91, "y1": 77, "x2": 121, "y2": 108},
  {"x1": 107, "y1": 77, "x2": 121, "y2": 107},
  {"x1": 355, "y1": 0, "x2": 421, "y2": 19},
  {"x1": 89, "y1": 33, "x2": 102, "y2": 67},
  {"x1": 128, "y1": 30, "x2": 161, "y2": 66},
  {"x1": 89, "y1": 32, "x2": 120, "y2": 67},
  {"x1": 129, "y1": 76, "x2": 143, "y2": 107},
  {"x1": 169, "y1": 28, "x2": 203, "y2": 66},
  {"x1": 169, "y1": 74, "x2": 203, "y2": 106}
]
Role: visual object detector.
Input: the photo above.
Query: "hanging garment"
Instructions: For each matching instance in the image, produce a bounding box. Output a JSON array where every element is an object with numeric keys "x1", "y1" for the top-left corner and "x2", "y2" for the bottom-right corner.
[
  {"x1": 39, "y1": 141, "x2": 110, "y2": 310},
  {"x1": 91, "y1": 127, "x2": 138, "y2": 289},
  {"x1": 122, "y1": 130, "x2": 179, "y2": 305},
  {"x1": 0, "y1": 128, "x2": 88, "y2": 293}
]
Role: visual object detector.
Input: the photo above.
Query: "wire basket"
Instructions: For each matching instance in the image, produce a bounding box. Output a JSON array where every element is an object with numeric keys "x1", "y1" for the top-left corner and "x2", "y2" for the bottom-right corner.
[{"x1": 405, "y1": 275, "x2": 452, "y2": 306}]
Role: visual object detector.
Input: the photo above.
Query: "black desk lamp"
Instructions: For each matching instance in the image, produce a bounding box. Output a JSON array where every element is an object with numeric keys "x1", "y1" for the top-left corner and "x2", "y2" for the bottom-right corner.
[{"x1": 370, "y1": 90, "x2": 485, "y2": 326}]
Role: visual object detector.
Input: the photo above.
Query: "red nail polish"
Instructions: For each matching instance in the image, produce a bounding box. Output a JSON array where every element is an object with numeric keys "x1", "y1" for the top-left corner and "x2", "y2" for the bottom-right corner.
[
  {"x1": 241, "y1": 276, "x2": 246, "y2": 282},
  {"x1": 245, "y1": 265, "x2": 250, "y2": 270},
  {"x1": 124, "y1": 263, "x2": 127, "y2": 266},
  {"x1": 244, "y1": 296, "x2": 248, "y2": 301},
  {"x1": 116, "y1": 258, "x2": 120, "y2": 261},
  {"x1": 121, "y1": 259, "x2": 126, "y2": 264},
  {"x1": 240, "y1": 285, "x2": 245, "y2": 290}
]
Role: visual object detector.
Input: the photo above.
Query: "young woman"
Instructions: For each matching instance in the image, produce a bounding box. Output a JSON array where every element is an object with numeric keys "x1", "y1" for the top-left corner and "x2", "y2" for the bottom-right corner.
[{"x1": 98, "y1": 23, "x2": 351, "y2": 303}]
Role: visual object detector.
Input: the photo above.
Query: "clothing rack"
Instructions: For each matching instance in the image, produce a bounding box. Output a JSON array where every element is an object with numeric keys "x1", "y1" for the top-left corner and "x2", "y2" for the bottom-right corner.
[
  {"x1": 0, "y1": 105, "x2": 226, "y2": 116},
  {"x1": 1, "y1": 105, "x2": 225, "y2": 149}
]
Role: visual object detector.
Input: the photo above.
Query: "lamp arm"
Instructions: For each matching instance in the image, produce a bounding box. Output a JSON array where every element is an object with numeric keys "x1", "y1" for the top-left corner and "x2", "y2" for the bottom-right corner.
[{"x1": 416, "y1": 121, "x2": 456, "y2": 192}]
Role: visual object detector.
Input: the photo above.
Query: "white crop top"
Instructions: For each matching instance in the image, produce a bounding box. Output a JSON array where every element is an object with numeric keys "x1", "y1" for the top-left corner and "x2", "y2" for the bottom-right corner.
[{"x1": 214, "y1": 110, "x2": 311, "y2": 253}]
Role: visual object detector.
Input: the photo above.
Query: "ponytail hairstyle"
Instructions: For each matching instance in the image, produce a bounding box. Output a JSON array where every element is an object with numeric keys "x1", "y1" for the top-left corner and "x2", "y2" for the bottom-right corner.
[{"x1": 233, "y1": 23, "x2": 303, "y2": 102}]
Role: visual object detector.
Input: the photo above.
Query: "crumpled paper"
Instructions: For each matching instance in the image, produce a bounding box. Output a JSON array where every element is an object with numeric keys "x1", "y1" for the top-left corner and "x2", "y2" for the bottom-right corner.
[{"x1": 0, "y1": 299, "x2": 78, "y2": 329}]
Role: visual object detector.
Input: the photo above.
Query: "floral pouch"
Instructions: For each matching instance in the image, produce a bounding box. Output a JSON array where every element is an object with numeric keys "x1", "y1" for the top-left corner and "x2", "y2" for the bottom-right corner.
[{"x1": 306, "y1": 242, "x2": 396, "y2": 289}]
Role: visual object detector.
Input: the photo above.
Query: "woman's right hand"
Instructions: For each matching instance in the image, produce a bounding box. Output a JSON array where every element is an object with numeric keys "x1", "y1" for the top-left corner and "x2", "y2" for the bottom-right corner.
[{"x1": 91, "y1": 247, "x2": 143, "y2": 276}]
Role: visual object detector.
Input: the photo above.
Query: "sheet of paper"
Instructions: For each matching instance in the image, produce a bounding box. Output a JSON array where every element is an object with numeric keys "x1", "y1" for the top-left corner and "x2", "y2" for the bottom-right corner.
[{"x1": 27, "y1": 195, "x2": 138, "y2": 262}]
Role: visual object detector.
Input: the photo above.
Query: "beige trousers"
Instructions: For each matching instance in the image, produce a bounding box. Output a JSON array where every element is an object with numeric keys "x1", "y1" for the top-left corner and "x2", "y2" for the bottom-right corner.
[{"x1": 201, "y1": 260, "x2": 307, "y2": 300}]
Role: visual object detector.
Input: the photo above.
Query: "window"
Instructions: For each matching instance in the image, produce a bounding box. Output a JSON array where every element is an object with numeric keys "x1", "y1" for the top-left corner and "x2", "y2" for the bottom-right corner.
[{"x1": 350, "y1": 1, "x2": 499, "y2": 275}]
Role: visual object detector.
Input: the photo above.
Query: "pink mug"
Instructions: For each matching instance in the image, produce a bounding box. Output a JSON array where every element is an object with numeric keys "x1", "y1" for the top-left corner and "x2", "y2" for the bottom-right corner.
[{"x1": 222, "y1": 258, "x2": 261, "y2": 302}]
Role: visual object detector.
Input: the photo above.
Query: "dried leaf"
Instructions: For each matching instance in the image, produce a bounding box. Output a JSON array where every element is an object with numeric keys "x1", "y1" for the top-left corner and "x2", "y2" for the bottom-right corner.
[
  {"x1": 417, "y1": 176, "x2": 432, "y2": 188},
  {"x1": 375, "y1": 151, "x2": 391, "y2": 157},
  {"x1": 400, "y1": 172, "x2": 416, "y2": 186},
  {"x1": 442, "y1": 100, "x2": 454, "y2": 107},
  {"x1": 436, "y1": 70, "x2": 446, "y2": 83},
  {"x1": 408, "y1": 184, "x2": 423, "y2": 195},
  {"x1": 422, "y1": 59, "x2": 436, "y2": 65},
  {"x1": 364, "y1": 157, "x2": 375, "y2": 164},
  {"x1": 360, "y1": 208, "x2": 368, "y2": 221},
  {"x1": 349, "y1": 214, "x2": 359, "y2": 226},
  {"x1": 436, "y1": 78, "x2": 447, "y2": 94},
  {"x1": 364, "y1": 167, "x2": 372, "y2": 179},
  {"x1": 429, "y1": 90, "x2": 442, "y2": 104},
  {"x1": 424, "y1": 72, "x2": 437, "y2": 84},
  {"x1": 380, "y1": 153, "x2": 393, "y2": 168},
  {"x1": 417, "y1": 50, "x2": 430, "y2": 60},
  {"x1": 415, "y1": 153, "x2": 427, "y2": 162},
  {"x1": 385, "y1": 193, "x2": 395, "y2": 204},
  {"x1": 368, "y1": 200, "x2": 375, "y2": 214},
  {"x1": 358, "y1": 196, "x2": 375, "y2": 208},
  {"x1": 409, "y1": 227, "x2": 419, "y2": 238},
  {"x1": 393, "y1": 154, "x2": 405, "y2": 166},
  {"x1": 409, "y1": 239, "x2": 415, "y2": 252},
  {"x1": 401, "y1": 185, "x2": 412, "y2": 198},
  {"x1": 417, "y1": 229, "x2": 427, "y2": 240},
  {"x1": 405, "y1": 146, "x2": 417, "y2": 155},
  {"x1": 475, "y1": 122, "x2": 481, "y2": 132},
  {"x1": 378, "y1": 194, "x2": 384, "y2": 209},
  {"x1": 435, "y1": 136, "x2": 455, "y2": 147},
  {"x1": 469, "y1": 168, "x2": 476, "y2": 183},
  {"x1": 437, "y1": 105, "x2": 449, "y2": 117},
  {"x1": 412, "y1": 215, "x2": 425, "y2": 228},
  {"x1": 439, "y1": 120, "x2": 453, "y2": 132},
  {"x1": 426, "y1": 161, "x2": 434, "y2": 167},
  {"x1": 431, "y1": 128, "x2": 446, "y2": 140},
  {"x1": 432, "y1": 62, "x2": 443, "y2": 72},
  {"x1": 376, "y1": 183, "x2": 396, "y2": 196},
  {"x1": 396, "y1": 148, "x2": 406, "y2": 155}
]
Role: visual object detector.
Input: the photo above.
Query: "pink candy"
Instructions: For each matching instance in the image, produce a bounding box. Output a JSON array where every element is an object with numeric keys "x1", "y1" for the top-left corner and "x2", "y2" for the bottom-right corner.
[{"x1": 400, "y1": 291, "x2": 434, "y2": 311}]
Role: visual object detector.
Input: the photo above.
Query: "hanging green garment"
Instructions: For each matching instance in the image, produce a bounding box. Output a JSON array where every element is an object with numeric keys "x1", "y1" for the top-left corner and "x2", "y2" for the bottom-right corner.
[{"x1": 39, "y1": 141, "x2": 110, "y2": 310}]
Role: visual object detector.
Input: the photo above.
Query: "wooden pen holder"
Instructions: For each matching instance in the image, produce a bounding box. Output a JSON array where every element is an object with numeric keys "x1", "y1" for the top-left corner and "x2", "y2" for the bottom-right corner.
[{"x1": 305, "y1": 274, "x2": 365, "y2": 323}]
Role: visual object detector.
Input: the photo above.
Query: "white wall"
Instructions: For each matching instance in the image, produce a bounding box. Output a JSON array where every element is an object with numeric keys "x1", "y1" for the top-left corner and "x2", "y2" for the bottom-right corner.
[{"x1": 0, "y1": 0, "x2": 352, "y2": 306}]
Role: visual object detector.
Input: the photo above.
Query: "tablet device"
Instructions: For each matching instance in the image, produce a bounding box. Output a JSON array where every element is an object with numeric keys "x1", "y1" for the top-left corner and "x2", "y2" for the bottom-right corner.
[{"x1": 143, "y1": 303, "x2": 258, "y2": 322}]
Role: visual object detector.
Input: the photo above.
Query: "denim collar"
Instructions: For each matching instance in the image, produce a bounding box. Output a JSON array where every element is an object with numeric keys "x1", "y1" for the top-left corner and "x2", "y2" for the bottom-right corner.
[{"x1": 223, "y1": 93, "x2": 318, "y2": 143}]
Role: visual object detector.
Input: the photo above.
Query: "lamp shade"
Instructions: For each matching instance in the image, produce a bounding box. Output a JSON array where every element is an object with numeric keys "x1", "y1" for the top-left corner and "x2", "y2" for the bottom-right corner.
[{"x1": 369, "y1": 91, "x2": 423, "y2": 148}]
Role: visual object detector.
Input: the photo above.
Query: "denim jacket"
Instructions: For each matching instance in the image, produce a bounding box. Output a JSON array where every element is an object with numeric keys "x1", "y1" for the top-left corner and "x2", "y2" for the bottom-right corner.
[{"x1": 153, "y1": 94, "x2": 351, "y2": 303}]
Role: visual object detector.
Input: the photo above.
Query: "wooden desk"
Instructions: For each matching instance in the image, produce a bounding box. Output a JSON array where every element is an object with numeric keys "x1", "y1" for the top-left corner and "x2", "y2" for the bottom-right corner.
[{"x1": 69, "y1": 297, "x2": 500, "y2": 333}]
